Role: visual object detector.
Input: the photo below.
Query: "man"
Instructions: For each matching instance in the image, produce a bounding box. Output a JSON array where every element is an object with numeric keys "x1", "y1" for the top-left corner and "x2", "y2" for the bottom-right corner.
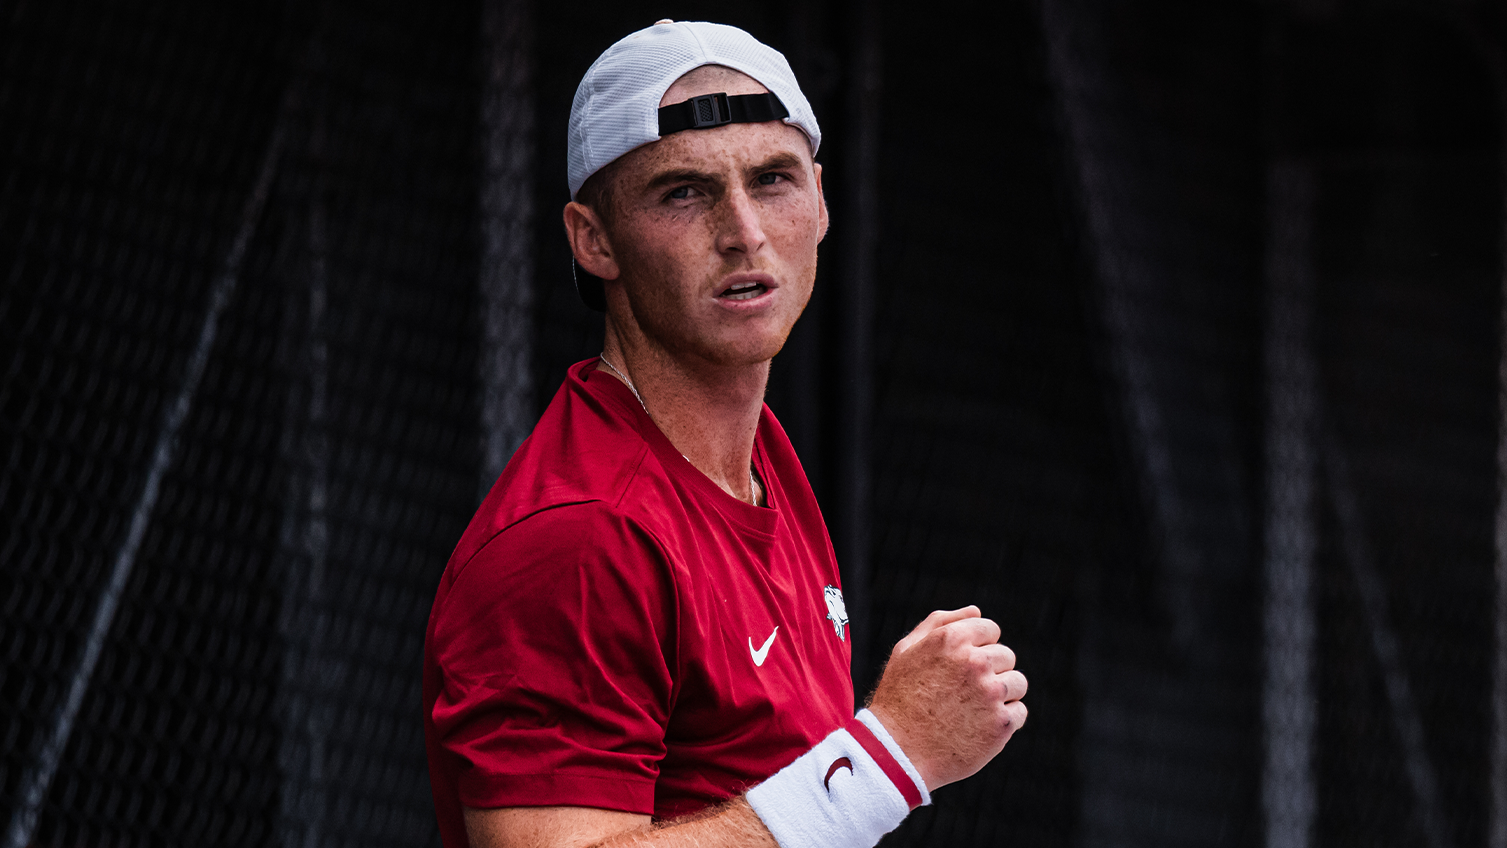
[{"x1": 424, "y1": 20, "x2": 1027, "y2": 848}]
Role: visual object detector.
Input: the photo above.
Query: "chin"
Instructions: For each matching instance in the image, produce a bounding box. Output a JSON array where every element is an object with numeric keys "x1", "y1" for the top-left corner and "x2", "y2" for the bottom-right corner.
[{"x1": 720, "y1": 326, "x2": 796, "y2": 366}]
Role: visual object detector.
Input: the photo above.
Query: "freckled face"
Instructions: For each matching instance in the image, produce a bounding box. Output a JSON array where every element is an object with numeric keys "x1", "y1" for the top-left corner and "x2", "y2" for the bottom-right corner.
[{"x1": 602, "y1": 81, "x2": 828, "y2": 368}]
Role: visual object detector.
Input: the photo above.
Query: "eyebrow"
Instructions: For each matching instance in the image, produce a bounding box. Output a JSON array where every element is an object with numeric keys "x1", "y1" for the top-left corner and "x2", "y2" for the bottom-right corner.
[
  {"x1": 642, "y1": 151, "x2": 808, "y2": 192},
  {"x1": 753, "y1": 151, "x2": 805, "y2": 174},
  {"x1": 645, "y1": 168, "x2": 711, "y2": 191}
]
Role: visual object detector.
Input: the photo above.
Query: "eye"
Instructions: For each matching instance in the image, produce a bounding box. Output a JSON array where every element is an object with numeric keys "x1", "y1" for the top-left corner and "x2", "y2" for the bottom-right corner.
[
  {"x1": 756, "y1": 172, "x2": 784, "y2": 186},
  {"x1": 667, "y1": 186, "x2": 692, "y2": 200}
]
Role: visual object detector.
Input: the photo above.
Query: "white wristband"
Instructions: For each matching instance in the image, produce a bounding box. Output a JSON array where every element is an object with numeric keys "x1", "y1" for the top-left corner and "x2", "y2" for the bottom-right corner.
[{"x1": 746, "y1": 710, "x2": 930, "y2": 848}]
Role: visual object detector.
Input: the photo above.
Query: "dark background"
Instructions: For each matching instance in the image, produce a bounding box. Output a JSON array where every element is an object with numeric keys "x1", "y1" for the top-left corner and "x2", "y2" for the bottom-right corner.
[{"x1": 1, "y1": 1, "x2": 1503, "y2": 846}]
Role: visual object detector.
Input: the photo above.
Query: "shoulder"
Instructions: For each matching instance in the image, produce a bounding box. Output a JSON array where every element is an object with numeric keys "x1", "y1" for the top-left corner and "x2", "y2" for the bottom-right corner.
[
  {"x1": 501, "y1": 363, "x2": 653, "y2": 508},
  {"x1": 755, "y1": 404, "x2": 800, "y2": 467},
  {"x1": 754, "y1": 403, "x2": 824, "y2": 515},
  {"x1": 449, "y1": 500, "x2": 672, "y2": 599},
  {"x1": 429, "y1": 500, "x2": 681, "y2": 677},
  {"x1": 449, "y1": 362, "x2": 669, "y2": 569}
]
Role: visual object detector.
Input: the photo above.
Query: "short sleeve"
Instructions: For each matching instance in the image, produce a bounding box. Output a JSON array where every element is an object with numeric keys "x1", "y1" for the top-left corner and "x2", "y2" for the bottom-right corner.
[{"x1": 427, "y1": 501, "x2": 678, "y2": 814}]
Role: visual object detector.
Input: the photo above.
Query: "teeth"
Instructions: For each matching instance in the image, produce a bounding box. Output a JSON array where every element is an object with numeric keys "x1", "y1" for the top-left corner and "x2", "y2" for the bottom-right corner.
[{"x1": 721, "y1": 281, "x2": 765, "y2": 300}]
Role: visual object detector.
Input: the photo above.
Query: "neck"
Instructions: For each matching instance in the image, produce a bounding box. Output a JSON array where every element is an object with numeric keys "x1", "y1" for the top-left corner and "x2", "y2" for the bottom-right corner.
[{"x1": 600, "y1": 327, "x2": 767, "y2": 505}]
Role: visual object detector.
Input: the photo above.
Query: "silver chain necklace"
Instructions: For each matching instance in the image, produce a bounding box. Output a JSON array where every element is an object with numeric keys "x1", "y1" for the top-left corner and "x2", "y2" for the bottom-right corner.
[
  {"x1": 598, "y1": 354, "x2": 761, "y2": 505},
  {"x1": 597, "y1": 354, "x2": 647, "y2": 409}
]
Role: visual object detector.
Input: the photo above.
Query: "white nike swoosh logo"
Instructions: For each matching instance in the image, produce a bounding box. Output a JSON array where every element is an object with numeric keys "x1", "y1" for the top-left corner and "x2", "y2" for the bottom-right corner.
[{"x1": 749, "y1": 627, "x2": 779, "y2": 667}]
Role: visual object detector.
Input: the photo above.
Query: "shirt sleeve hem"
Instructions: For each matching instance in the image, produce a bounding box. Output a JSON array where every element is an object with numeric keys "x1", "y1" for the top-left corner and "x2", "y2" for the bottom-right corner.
[{"x1": 457, "y1": 771, "x2": 657, "y2": 816}]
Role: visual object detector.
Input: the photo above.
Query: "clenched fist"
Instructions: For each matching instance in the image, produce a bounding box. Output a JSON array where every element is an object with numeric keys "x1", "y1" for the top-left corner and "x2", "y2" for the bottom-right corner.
[{"x1": 866, "y1": 606, "x2": 1028, "y2": 791}]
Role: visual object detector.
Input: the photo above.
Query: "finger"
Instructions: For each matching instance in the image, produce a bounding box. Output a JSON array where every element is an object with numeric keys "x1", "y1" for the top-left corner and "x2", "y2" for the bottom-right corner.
[
  {"x1": 894, "y1": 605, "x2": 981, "y2": 654},
  {"x1": 939, "y1": 615, "x2": 1001, "y2": 648},
  {"x1": 1003, "y1": 699, "x2": 1028, "y2": 733},
  {"x1": 996, "y1": 669, "x2": 1028, "y2": 703},
  {"x1": 977, "y1": 643, "x2": 1017, "y2": 674}
]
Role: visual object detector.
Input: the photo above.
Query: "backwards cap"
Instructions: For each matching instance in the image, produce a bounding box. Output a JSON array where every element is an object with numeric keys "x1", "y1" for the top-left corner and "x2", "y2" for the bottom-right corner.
[{"x1": 567, "y1": 20, "x2": 822, "y2": 200}]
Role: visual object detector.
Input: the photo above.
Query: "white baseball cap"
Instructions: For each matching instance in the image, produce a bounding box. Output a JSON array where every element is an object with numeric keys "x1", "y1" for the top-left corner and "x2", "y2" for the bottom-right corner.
[{"x1": 567, "y1": 20, "x2": 822, "y2": 201}]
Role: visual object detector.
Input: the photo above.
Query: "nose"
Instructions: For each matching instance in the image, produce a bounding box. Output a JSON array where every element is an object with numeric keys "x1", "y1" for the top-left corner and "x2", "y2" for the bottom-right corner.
[{"x1": 714, "y1": 186, "x2": 767, "y2": 257}]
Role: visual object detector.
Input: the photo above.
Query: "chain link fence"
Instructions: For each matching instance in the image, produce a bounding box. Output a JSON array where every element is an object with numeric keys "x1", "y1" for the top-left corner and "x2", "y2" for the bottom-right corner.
[
  {"x1": 2, "y1": 1, "x2": 484, "y2": 845},
  {"x1": 2, "y1": 1, "x2": 1504, "y2": 847}
]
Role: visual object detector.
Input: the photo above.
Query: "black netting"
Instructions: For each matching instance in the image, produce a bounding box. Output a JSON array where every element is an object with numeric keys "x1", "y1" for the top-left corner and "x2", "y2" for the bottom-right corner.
[
  {"x1": 2, "y1": 1, "x2": 480, "y2": 846},
  {"x1": 1311, "y1": 154, "x2": 1498, "y2": 848},
  {"x1": 3, "y1": 1, "x2": 1504, "y2": 847}
]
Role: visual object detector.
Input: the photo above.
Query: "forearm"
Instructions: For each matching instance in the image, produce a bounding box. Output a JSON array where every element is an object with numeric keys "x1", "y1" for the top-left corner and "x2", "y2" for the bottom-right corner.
[
  {"x1": 591, "y1": 798, "x2": 777, "y2": 848},
  {"x1": 463, "y1": 799, "x2": 775, "y2": 848},
  {"x1": 467, "y1": 708, "x2": 925, "y2": 848}
]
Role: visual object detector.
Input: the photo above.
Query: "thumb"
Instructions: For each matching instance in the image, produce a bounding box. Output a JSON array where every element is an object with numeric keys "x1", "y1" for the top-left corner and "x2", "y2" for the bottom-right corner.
[{"x1": 893, "y1": 605, "x2": 982, "y2": 655}]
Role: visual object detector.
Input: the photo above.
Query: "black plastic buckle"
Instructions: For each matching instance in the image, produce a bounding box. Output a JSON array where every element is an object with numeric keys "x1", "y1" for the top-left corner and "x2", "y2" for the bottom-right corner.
[
  {"x1": 687, "y1": 92, "x2": 731, "y2": 128},
  {"x1": 657, "y1": 92, "x2": 787, "y2": 136}
]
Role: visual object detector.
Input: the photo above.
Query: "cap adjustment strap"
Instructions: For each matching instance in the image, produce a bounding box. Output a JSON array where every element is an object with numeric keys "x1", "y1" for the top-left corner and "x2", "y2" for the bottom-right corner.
[{"x1": 657, "y1": 91, "x2": 790, "y2": 136}]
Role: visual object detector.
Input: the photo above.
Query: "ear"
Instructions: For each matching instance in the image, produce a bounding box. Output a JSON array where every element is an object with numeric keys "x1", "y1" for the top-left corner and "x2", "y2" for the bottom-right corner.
[
  {"x1": 563, "y1": 201, "x2": 620, "y2": 280},
  {"x1": 813, "y1": 162, "x2": 829, "y2": 244}
]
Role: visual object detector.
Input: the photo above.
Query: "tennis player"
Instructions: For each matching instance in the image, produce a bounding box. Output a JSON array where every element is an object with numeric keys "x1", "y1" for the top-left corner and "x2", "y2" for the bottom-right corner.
[{"x1": 423, "y1": 20, "x2": 1027, "y2": 848}]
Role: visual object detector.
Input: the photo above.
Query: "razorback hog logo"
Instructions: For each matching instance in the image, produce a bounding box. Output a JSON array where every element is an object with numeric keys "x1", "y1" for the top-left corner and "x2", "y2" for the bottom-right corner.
[{"x1": 823, "y1": 585, "x2": 848, "y2": 641}]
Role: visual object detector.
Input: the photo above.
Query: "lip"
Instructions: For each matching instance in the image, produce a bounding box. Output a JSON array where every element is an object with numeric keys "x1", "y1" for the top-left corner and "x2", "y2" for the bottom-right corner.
[{"x1": 713, "y1": 273, "x2": 779, "y2": 308}]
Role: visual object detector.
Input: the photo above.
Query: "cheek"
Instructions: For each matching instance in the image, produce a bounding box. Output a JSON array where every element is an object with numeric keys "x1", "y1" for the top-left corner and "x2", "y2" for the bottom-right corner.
[
  {"x1": 775, "y1": 215, "x2": 823, "y2": 278},
  {"x1": 616, "y1": 237, "x2": 702, "y2": 328},
  {"x1": 617, "y1": 221, "x2": 686, "y2": 280},
  {"x1": 775, "y1": 196, "x2": 824, "y2": 247}
]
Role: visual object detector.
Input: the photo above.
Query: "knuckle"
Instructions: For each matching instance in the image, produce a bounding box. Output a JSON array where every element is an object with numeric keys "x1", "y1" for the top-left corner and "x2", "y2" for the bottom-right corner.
[
  {"x1": 966, "y1": 649, "x2": 993, "y2": 676},
  {"x1": 914, "y1": 629, "x2": 941, "y2": 653},
  {"x1": 984, "y1": 644, "x2": 1011, "y2": 668},
  {"x1": 952, "y1": 633, "x2": 977, "y2": 657},
  {"x1": 995, "y1": 697, "x2": 1013, "y2": 721},
  {"x1": 936, "y1": 625, "x2": 964, "y2": 649}
]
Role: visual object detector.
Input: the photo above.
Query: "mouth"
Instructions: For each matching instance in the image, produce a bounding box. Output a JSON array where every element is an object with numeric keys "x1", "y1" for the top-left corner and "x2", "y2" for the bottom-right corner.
[{"x1": 716, "y1": 275, "x2": 776, "y2": 302}]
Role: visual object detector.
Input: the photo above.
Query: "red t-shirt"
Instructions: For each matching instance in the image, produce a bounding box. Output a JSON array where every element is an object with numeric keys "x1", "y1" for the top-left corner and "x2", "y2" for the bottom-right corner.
[{"x1": 424, "y1": 359, "x2": 854, "y2": 847}]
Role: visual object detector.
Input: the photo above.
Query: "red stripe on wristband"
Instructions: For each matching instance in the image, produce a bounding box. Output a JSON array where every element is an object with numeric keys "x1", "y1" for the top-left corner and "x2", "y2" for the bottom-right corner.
[{"x1": 844, "y1": 716, "x2": 924, "y2": 810}]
